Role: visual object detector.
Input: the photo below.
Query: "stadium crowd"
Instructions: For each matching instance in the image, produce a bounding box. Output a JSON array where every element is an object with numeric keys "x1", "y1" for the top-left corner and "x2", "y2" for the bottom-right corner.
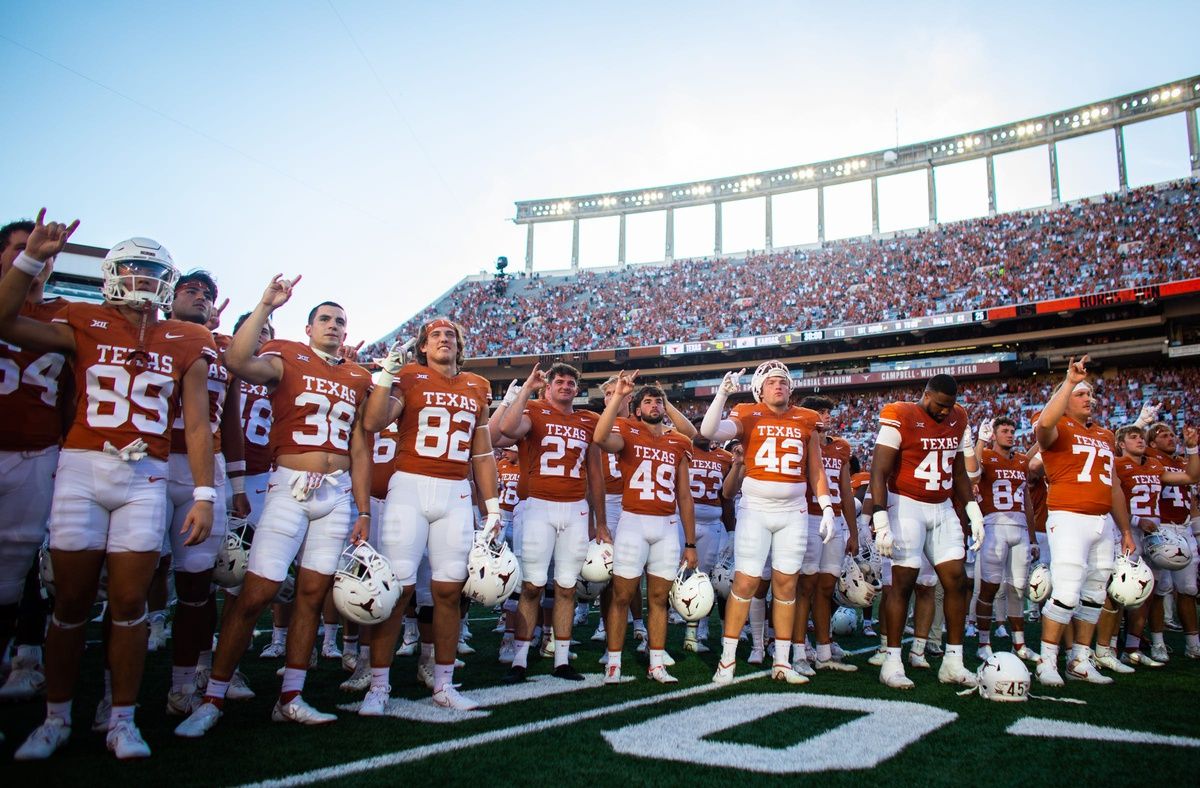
[{"x1": 363, "y1": 179, "x2": 1200, "y2": 359}]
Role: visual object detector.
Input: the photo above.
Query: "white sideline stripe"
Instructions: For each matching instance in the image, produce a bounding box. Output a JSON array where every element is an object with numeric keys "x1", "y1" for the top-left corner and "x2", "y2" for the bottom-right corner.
[
  {"x1": 239, "y1": 671, "x2": 768, "y2": 788},
  {"x1": 845, "y1": 637, "x2": 912, "y2": 656},
  {"x1": 1007, "y1": 718, "x2": 1200, "y2": 748}
]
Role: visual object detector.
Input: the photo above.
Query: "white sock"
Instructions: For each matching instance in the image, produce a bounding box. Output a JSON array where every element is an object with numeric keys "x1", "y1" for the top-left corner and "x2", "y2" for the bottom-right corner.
[
  {"x1": 323, "y1": 624, "x2": 339, "y2": 649},
  {"x1": 911, "y1": 637, "x2": 927, "y2": 655},
  {"x1": 513, "y1": 640, "x2": 531, "y2": 669},
  {"x1": 1041, "y1": 643, "x2": 1059, "y2": 663},
  {"x1": 815, "y1": 642, "x2": 832, "y2": 662},
  {"x1": 721, "y1": 636, "x2": 738, "y2": 663},
  {"x1": 749, "y1": 598, "x2": 766, "y2": 650},
  {"x1": 1150, "y1": 632, "x2": 1165, "y2": 647},
  {"x1": 554, "y1": 638, "x2": 571, "y2": 667},
  {"x1": 1186, "y1": 633, "x2": 1199, "y2": 649},
  {"x1": 1125, "y1": 634, "x2": 1141, "y2": 649},
  {"x1": 171, "y1": 664, "x2": 196, "y2": 693},
  {"x1": 109, "y1": 704, "x2": 134, "y2": 726},
  {"x1": 945, "y1": 644, "x2": 963, "y2": 659},
  {"x1": 47, "y1": 699, "x2": 71, "y2": 724},
  {"x1": 281, "y1": 667, "x2": 306, "y2": 695},
  {"x1": 649, "y1": 649, "x2": 665, "y2": 669},
  {"x1": 432, "y1": 663, "x2": 453, "y2": 692},
  {"x1": 791, "y1": 640, "x2": 806, "y2": 663},
  {"x1": 1012, "y1": 630, "x2": 1025, "y2": 647},
  {"x1": 370, "y1": 667, "x2": 389, "y2": 690},
  {"x1": 774, "y1": 639, "x2": 792, "y2": 666},
  {"x1": 607, "y1": 650, "x2": 622, "y2": 670},
  {"x1": 886, "y1": 646, "x2": 902, "y2": 663},
  {"x1": 272, "y1": 626, "x2": 287, "y2": 645}
]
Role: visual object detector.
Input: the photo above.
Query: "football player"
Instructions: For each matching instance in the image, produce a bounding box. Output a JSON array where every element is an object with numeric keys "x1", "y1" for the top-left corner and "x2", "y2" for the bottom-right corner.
[
  {"x1": 499, "y1": 362, "x2": 605, "y2": 682},
  {"x1": 594, "y1": 372, "x2": 696, "y2": 683},
  {"x1": 3, "y1": 212, "x2": 217, "y2": 759},
  {"x1": 684, "y1": 426, "x2": 734, "y2": 652},
  {"x1": 869, "y1": 374, "x2": 979, "y2": 689},
  {"x1": 974, "y1": 416, "x2": 1037, "y2": 661},
  {"x1": 175, "y1": 279, "x2": 372, "y2": 736},
  {"x1": 1030, "y1": 356, "x2": 1135, "y2": 686},
  {"x1": 358, "y1": 318, "x2": 500, "y2": 712},
  {"x1": 700, "y1": 361, "x2": 836, "y2": 685},
  {"x1": 0, "y1": 218, "x2": 69, "y2": 703},
  {"x1": 796, "y1": 396, "x2": 858, "y2": 672}
]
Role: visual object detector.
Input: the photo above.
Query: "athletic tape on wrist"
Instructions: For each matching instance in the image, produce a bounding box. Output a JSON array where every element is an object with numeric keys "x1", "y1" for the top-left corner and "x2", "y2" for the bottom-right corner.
[{"x1": 13, "y1": 251, "x2": 46, "y2": 277}]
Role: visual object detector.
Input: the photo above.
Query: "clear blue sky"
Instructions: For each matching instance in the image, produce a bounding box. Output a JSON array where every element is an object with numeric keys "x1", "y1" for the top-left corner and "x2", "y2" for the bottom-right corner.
[{"x1": 2, "y1": 2, "x2": 1196, "y2": 344}]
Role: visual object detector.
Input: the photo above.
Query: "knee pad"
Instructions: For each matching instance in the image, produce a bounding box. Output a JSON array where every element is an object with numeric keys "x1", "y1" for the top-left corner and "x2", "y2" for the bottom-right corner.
[
  {"x1": 50, "y1": 614, "x2": 88, "y2": 630},
  {"x1": 1074, "y1": 599, "x2": 1103, "y2": 625},
  {"x1": 1042, "y1": 598, "x2": 1074, "y2": 626},
  {"x1": 111, "y1": 606, "x2": 149, "y2": 627},
  {"x1": 773, "y1": 596, "x2": 795, "y2": 607},
  {"x1": 730, "y1": 591, "x2": 752, "y2": 604}
]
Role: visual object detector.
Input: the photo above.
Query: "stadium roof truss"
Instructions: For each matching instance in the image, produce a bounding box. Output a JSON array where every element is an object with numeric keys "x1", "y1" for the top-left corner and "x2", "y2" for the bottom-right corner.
[{"x1": 512, "y1": 75, "x2": 1200, "y2": 270}]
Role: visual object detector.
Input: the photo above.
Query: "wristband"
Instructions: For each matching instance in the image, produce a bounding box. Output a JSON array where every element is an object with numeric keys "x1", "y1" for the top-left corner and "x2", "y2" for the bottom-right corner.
[
  {"x1": 192, "y1": 486, "x2": 218, "y2": 503},
  {"x1": 226, "y1": 460, "x2": 246, "y2": 473},
  {"x1": 485, "y1": 497, "x2": 500, "y2": 516},
  {"x1": 684, "y1": 542, "x2": 697, "y2": 549},
  {"x1": 357, "y1": 511, "x2": 371, "y2": 518},
  {"x1": 817, "y1": 494, "x2": 833, "y2": 511},
  {"x1": 1186, "y1": 446, "x2": 1198, "y2": 456},
  {"x1": 230, "y1": 475, "x2": 245, "y2": 495},
  {"x1": 872, "y1": 509, "x2": 890, "y2": 531},
  {"x1": 13, "y1": 251, "x2": 47, "y2": 277}
]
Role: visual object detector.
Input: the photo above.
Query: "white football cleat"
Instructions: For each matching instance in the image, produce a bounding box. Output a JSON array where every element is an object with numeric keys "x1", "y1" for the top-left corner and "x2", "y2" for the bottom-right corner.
[
  {"x1": 106, "y1": 720, "x2": 151, "y2": 759},
  {"x1": 879, "y1": 661, "x2": 914, "y2": 689},
  {"x1": 1149, "y1": 642, "x2": 1171, "y2": 663},
  {"x1": 340, "y1": 661, "x2": 371, "y2": 692},
  {"x1": 417, "y1": 662, "x2": 435, "y2": 690},
  {"x1": 573, "y1": 607, "x2": 588, "y2": 626},
  {"x1": 457, "y1": 639, "x2": 476, "y2": 656},
  {"x1": 603, "y1": 663, "x2": 623, "y2": 684},
  {"x1": 321, "y1": 643, "x2": 343, "y2": 660},
  {"x1": 937, "y1": 657, "x2": 977, "y2": 687},
  {"x1": 815, "y1": 658, "x2": 858, "y2": 673},
  {"x1": 661, "y1": 651, "x2": 675, "y2": 667},
  {"x1": 92, "y1": 694, "x2": 112, "y2": 732},
  {"x1": 747, "y1": 648, "x2": 765, "y2": 665},
  {"x1": 862, "y1": 623, "x2": 877, "y2": 637},
  {"x1": 1121, "y1": 650, "x2": 1163, "y2": 668},
  {"x1": 498, "y1": 639, "x2": 516, "y2": 664},
  {"x1": 976, "y1": 645, "x2": 993, "y2": 661},
  {"x1": 712, "y1": 661, "x2": 736, "y2": 685},
  {"x1": 683, "y1": 639, "x2": 710, "y2": 653},
  {"x1": 867, "y1": 649, "x2": 887, "y2": 667},
  {"x1": 0, "y1": 668, "x2": 45, "y2": 701},
  {"x1": 259, "y1": 642, "x2": 286, "y2": 659},
  {"x1": 396, "y1": 633, "x2": 419, "y2": 657},
  {"x1": 492, "y1": 618, "x2": 506, "y2": 633},
  {"x1": 598, "y1": 651, "x2": 609, "y2": 665},
  {"x1": 635, "y1": 638, "x2": 648, "y2": 654},
  {"x1": 174, "y1": 702, "x2": 221, "y2": 738},
  {"x1": 791, "y1": 658, "x2": 816, "y2": 677},
  {"x1": 341, "y1": 650, "x2": 358, "y2": 672},
  {"x1": 1066, "y1": 657, "x2": 1114, "y2": 685},
  {"x1": 460, "y1": 619, "x2": 472, "y2": 640},
  {"x1": 147, "y1": 618, "x2": 168, "y2": 653},
  {"x1": 228, "y1": 670, "x2": 255, "y2": 700},
  {"x1": 590, "y1": 623, "x2": 607, "y2": 642},
  {"x1": 1095, "y1": 649, "x2": 1134, "y2": 674},
  {"x1": 194, "y1": 667, "x2": 210, "y2": 691},
  {"x1": 829, "y1": 642, "x2": 846, "y2": 660},
  {"x1": 166, "y1": 687, "x2": 203, "y2": 716},
  {"x1": 908, "y1": 652, "x2": 931, "y2": 670},
  {"x1": 1035, "y1": 658, "x2": 1064, "y2": 687},
  {"x1": 964, "y1": 623, "x2": 977, "y2": 638},
  {"x1": 432, "y1": 685, "x2": 479, "y2": 710},
  {"x1": 14, "y1": 716, "x2": 70, "y2": 760},
  {"x1": 272, "y1": 696, "x2": 337, "y2": 724},
  {"x1": 1185, "y1": 644, "x2": 1200, "y2": 660},
  {"x1": 995, "y1": 625, "x2": 1009, "y2": 639},
  {"x1": 647, "y1": 665, "x2": 679, "y2": 684},
  {"x1": 539, "y1": 637, "x2": 555, "y2": 659},
  {"x1": 358, "y1": 686, "x2": 390, "y2": 717},
  {"x1": 771, "y1": 664, "x2": 810, "y2": 685},
  {"x1": 1014, "y1": 645, "x2": 1040, "y2": 662},
  {"x1": 925, "y1": 640, "x2": 944, "y2": 656}
]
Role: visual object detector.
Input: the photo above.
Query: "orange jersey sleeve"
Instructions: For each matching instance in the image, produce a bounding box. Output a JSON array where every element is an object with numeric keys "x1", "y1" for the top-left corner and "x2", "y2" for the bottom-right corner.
[
  {"x1": 0, "y1": 298, "x2": 70, "y2": 451},
  {"x1": 688, "y1": 446, "x2": 733, "y2": 506},
  {"x1": 977, "y1": 448, "x2": 1029, "y2": 516},
  {"x1": 807, "y1": 436, "x2": 851, "y2": 515},
  {"x1": 1115, "y1": 456, "x2": 1164, "y2": 521},
  {"x1": 392, "y1": 363, "x2": 489, "y2": 480},
  {"x1": 881, "y1": 401, "x2": 969, "y2": 504},
  {"x1": 1145, "y1": 447, "x2": 1193, "y2": 524},
  {"x1": 521, "y1": 406, "x2": 598, "y2": 502},
  {"x1": 616, "y1": 420, "x2": 692, "y2": 516},
  {"x1": 170, "y1": 331, "x2": 233, "y2": 456},
  {"x1": 733, "y1": 403, "x2": 818, "y2": 484},
  {"x1": 1042, "y1": 417, "x2": 1116, "y2": 516},
  {"x1": 54, "y1": 303, "x2": 216, "y2": 461}
]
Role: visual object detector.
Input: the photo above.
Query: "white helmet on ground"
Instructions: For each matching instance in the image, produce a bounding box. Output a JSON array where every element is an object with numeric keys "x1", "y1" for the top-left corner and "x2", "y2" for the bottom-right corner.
[
  {"x1": 831, "y1": 606, "x2": 857, "y2": 636},
  {"x1": 669, "y1": 567, "x2": 715, "y2": 622},
  {"x1": 462, "y1": 530, "x2": 521, "y2": 607},
  {"x1": 213, "y1": 517, "x2": 254, "y2": 588},
  {"x1": 575, "y1": 577, "x2": 607, "y2": 602},
  {"x1": 1143, "y1": 529, "x2": 1192, "y2": 570},
  {"x1": 838, "y1": 555, "x2": 880, "y2": 608},
  {"x1": 976, "y1": 651, "x2": 1031, "y2": 702},
  {"x1": 711, "y1": 542, "x2": 735, "y2": 598},
  {"x1": 1107, "y1": 554, "x2": 1155, "y2": 608},
  {"x1": 580, "y1": 539, "x2": 615, "y2": 583},
  {"x1": 750, "y1": 360, "x2": 791, "y2": 403},
  {"x1": 101, "y1": 237, "x2": 180, "y2": 312},
  {"x1": 1027, "y1": 562, "x2": 1052, "y2": 603},
  {"x1": 333, "y1": 542, "x2": 401, "y2": 625}
]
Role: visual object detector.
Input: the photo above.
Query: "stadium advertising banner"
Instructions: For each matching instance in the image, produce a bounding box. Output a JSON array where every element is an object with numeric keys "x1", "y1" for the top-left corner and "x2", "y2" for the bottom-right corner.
[{"x1": 692, "y1": 362, "x2": 1001, "y2": 396}]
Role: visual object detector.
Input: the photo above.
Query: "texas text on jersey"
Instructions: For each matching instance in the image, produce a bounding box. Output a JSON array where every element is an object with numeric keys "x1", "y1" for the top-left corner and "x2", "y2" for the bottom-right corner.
[
  {"x1": 391, "y1": 362, "x2": 489, "y2": 479},
  {"x1": 878, "y1": 401, "x2": 969, "y2": 504},
  {"x1": 731, "y1": 402, "x2": 820, "y2": 486},
  {"x1": 521, "y1": 405, "x2": 599, "y2": 502},
  {"x1": 1041, "y1": 416, "x2": 1117, "y2": 516},
  {"x1": 977, "y1": 447, "x2": 1029, "y2": 519}
]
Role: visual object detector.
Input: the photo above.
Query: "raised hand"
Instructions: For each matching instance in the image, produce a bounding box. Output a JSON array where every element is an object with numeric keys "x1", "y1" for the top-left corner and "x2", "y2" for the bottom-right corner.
[
  {"x1": 1183, "y1": 424, "x2": 1198, "y2": 448},
  {"x1": 338, "y1": 339, "x2": 365, "y2": 361},
  {"x1": 977, "y1": 419, "x2": 993, "y2": 444},
  {"x1": 376, "y1": 339, "x2": 409, "y2": 374},
  {"x1": 718, "y1": 368, "x2": 746, "y2": 397},
  {"x1": 261, "y1": 274, "x2": 301, "y2": 311},
  {"x1": 1065, "y1": 355, "x2": 1089, "y2": 385},
  {"x1": 523, "y1": 362, "x2": 547, "y2": 391},
  {"x1": 206, "y1": 297, "x2": 230, "y2": 331},
  {"x1": 25, "y1": 208, "x2": 80, "y2": 262},
  {"x1": 613, "y1": 369, "x2": 639, "y2": 399}
]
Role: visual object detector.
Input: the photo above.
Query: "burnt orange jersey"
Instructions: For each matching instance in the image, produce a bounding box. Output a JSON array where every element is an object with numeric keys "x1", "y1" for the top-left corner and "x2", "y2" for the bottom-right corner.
[
  {"x1": 807, "y1": 436, "x2": 851, "y2": 516},
  {"x1": 0, "y1": 299, "x2": 69, "y2": 451},
  {"x1": 497, "y1": 455, "x2": 521, "y2": 512},
  {"x1": 978, "y1": 448, "x2": 1029, "y2": 517},
  {"x1": 520, "y1": 405, "x2": 598, "y2": 502},
  {"x1": 613, "y1": 418, "x2": 692, "y2": 516},
  {"x1": 732, "y1": 403, "x2": 819, "y2": 484},
  {"x1": 878, "y1": 401, "x2": 968, "y2": 504},
  {"x1": 240, "y1": 379, "x2": 273, "y2": 475},
  {"x1": 1145, "y1": 447, "x2": 1193, "y2": 525},
  {"x1": 392, "y1": 363, "x2": 488, "y2": 480},
  {"x1": 689, "y1": 445, "x2": 734, "y2": 507},
  {"x1": 259, "y1": 339, "x2": 370, "y2": 460},
  {"x1": 1026, "y1": 476, "x2": 1048, "y2": 532},
  {"x1": 51, "y1": 303, "x2": 215, "y2": 461},
  {"x1": 603, "y1": 443, "x2": 623, "y2": 495},
  {"x1": 370, "y1": 425, "x2": 399, "y2": 499},
  {"x1": 515, "y1": 438, "x2": 532, "y2": 500},
  {"x1": 170, "y1": 333, "x2": 233, "y2": 456},
  {"x1": 850, "y1": 471, "x2": 870, "y2": 491},
  {"x1": 1042, "y1": 416, "x2": 1116, "y2": 515},
  {"x1": 1115, "y1": 455, "x2": 1165, "y2": 521}
]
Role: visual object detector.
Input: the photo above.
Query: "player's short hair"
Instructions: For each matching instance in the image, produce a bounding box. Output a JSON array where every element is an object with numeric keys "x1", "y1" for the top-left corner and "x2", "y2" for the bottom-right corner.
[
  {"x1": 632, "y1": 384, "x2": 665, "y2": 412},
  {"x1": 600, "y1": 375, "x2": 620, "y2": 394},
  {"x1": 925, "y1": 374, "x2": 958, "y2": 398},
  {"x1": 0, "y1": 219, "x2": 34, "y2": 255},
  {"x1": 308, "y1": 301, "x2": 345, "y2": 325},
  {"x1": 546, "y1": 362, "x2": 580, "y2": 384},
  {"x1": 992, "y1": 416, "x2": 1017, "y2": 431},
  {"x1": 1115, "y1": 425, "x2": 1144, "y2": 444},
  {"x1": 415, "y1": 316, "x2": 466, "y2": 367},
  {"x1": 1146, "y1": 421, "x2": 1173, "y2": 443},
  {"x1": 234, "y1": 311, "x2": 274, "y2": 339},
  {"x1": 799, "y1": 395, "x2": 834, "y2": 412},
  {"x1": 175, "y1": 269, "x2": 218, "y2": 301}
]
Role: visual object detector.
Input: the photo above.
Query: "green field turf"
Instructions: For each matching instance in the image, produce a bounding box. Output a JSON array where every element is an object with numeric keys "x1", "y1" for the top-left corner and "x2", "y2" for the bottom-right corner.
[{"x1": 4, "y1": 607, "x2": 1199, "y2": 786}]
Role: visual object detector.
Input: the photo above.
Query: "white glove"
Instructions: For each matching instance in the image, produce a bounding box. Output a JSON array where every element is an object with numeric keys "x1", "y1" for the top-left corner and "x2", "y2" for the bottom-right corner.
[
  {"x1": 872, "y1": 509, "x2": 894, "y2": 557},
  {"x1": 718, "y1": 369, "x2": 742, "y2": 397},
  {"x1": 502, "y1": 379, "x2": 520, "y2": 407},
  {"x1": 977, "y1": 419, "x2": 993, "y2": 444},
  {"x1": 290, "y1": 470, "x2": 341, "y2": 502},
  {"x1": 375, "y1": 339, "x2": 409, "y2": 375},
  {"x1": 102, "y1": 438, "x2": 149, "y2": 462},
  {"x1": 1133, "y1": 401, "x2": 1161, "y2": 429},
  {"x1": 817, "y1": 495, "x2": 836, "y2": 544},
  {"x1": 483, "y1": 497, "x2": 501, "y2": 539},
  {"x1": 965, "y1": 501, "x2": 985, "y2": 552}
]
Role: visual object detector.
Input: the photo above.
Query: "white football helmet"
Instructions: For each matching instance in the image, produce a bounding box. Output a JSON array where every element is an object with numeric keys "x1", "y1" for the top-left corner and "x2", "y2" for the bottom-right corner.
[
  {"x1": 669, "y1": 566, "x2": 715, "y2": 622},
  {"x1": 838, "y1": 555, "x2": 879, "y2": 608},
  {"x1": 1143, "y1": 529, "x2": 1192, "y2": 571},
  {"x1": 710, "y1": 542, "x2": 735, "y2": 598},
  {"x1": 38, "y1": 544, "x2": 54, "y2": 597},
  {"x1": 1107, "y1": 554, "x2": 1155, "y2": 608},
  {"x1": 830, "y1": 606, "x2": 857, "y2": 636},
  {"x1": 750, "y1": 360, "x2": 791, "y2": 403},
  {"x1": 462, "y1": 530, "x2": 521, "y2": 607},
  {"x1": 333, "y1": 542, "x2": 401, "y2": 625},
  {"x1": 101, "y1": 237, "x2": 180, "y2": 312},
  {"x1": 575, "y1": 577, "x2": 607, "y2": 602},
  {"x1": 976, "y1": 651, "x2": 1030, "y2": 702},
  {"x1": 580, "y1": 539, "x2": 615, "y2": 583},
  {"x1": 212, "y1": 517, "x2": 254, "y2": 588},
  {"x1": 1027, "y1": 562, "x2": 1052, "y2": 603}
]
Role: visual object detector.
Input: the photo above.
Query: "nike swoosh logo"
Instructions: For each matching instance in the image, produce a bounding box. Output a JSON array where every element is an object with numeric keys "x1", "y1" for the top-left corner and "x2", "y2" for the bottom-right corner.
[
  {"x1": 165, "y1": 332, "x2": 184, "y2": 339},
  {"x1": 460, "y1": 494, "x2": 471, "y2": 499},
  {"x1": 256, "y1": 489, "x2": 267, "y2": 495},
  {"x1": 148, "y1": 476, "x2": 165, "y2": 483}
]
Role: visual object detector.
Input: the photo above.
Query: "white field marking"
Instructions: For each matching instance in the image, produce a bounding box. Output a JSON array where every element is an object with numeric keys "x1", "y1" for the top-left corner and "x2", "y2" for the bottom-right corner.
[
  {"x1": 239, "y1": 671, "x2": 768, "y2": 788},
  {"x1": 1007, "y1": 718, "x2": 1200, "y2": 747},
  {"x1": 845, "y1": 637, "x2": 912, "y2": 656},
  {"x1": 603, "y1": 693, "x2": 957, "y2": 773},
  {"x1": 336, "y1": 674, "x2": 631, "y2": 722}
]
